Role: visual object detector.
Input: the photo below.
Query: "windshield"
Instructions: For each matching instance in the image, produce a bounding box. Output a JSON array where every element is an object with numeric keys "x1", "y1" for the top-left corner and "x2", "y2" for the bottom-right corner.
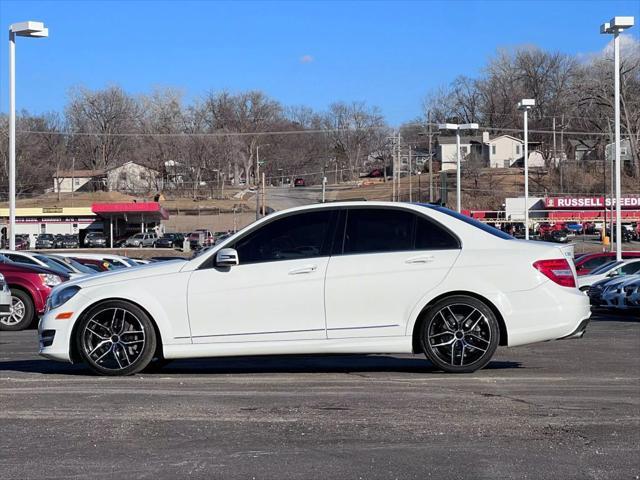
[
  {"x1": 419, "y1": 204, "x2": 514, "y2": 240},
  {"x1": 87, "y1": 232, "x2": 104, "y2": 238},
  {"x1": 589, "y1": 261, "x2": 623, "y2": 275},
  {"x1": 132, "y1": 234, "x2": 144, "y2": 239},
  {"x1": 39, "y1": 234, "x2": 54, "y2": 240},
  {"x1": 49, "y1": 255, "x2": 96, "y2": 274},
  {"x1": 34, "y1": 254, "x2": 74, "y2": 274}
]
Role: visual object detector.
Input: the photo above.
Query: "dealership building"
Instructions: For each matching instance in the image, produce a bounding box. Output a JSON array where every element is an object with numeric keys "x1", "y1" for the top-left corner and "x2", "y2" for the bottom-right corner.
[
  {"x1": 470, "y1": 195, "x2": 640, "y2": 223},
  {"x1": 0, "y1": 202, "x2": 169, "y2": 245}
]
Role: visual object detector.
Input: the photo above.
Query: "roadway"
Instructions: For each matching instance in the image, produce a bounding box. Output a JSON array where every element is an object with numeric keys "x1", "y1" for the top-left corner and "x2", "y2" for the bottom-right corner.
[{"x1": 0, "y1": 314, "x2": 638, "y2": 479}]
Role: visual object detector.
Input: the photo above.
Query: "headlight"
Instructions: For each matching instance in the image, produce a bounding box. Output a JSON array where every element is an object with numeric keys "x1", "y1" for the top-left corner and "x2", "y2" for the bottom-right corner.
[
  {"x1": 48, "y1": 285, "x2": 81, "y2": 310},
  {"x1": 39, "y1": 273, "x2": 63, "y2": 287}
]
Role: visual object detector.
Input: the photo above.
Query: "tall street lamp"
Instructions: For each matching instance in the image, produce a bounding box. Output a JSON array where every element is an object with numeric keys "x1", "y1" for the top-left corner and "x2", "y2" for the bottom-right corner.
[
  {"x1": 601, "y1": 16, "x2": 634, "y2": 261},
  {"x1": 517, "y1": 99, "x2": 535, "y2": 240},
  {"x1": 438, "y1": 122, "x2": 479, "y2": 212},
  {"x1": 255, "y1": 144, "x2": 269, "y2": 220},
  {"x1": 8, "y1": 21, "x2": 48, "y2": 250}
]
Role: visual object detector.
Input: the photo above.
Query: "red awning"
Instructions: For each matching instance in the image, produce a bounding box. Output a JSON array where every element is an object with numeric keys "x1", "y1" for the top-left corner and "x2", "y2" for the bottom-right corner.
[{"x1": 91, "y1": 202, "x2": 169, "y2": 220}]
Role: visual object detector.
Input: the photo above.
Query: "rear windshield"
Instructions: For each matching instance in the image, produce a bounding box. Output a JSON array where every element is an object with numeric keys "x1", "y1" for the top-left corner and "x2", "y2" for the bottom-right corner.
[{"x1": 418, "y1": 204, "x2": 514, "y2": 240}]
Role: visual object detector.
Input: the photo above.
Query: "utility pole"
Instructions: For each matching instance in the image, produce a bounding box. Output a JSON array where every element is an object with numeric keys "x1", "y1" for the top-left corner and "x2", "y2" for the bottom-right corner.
[
  {"x1": 391, "y1": 135, "x2": 396, "y2": 202},
  {"x1": 428, "y1": 112, "x2": 434, "y2": 202},
  {"x1": 255, "y1": 145, "x2": 261, "y2": 220},
  {"x1": 397, "y1": 131, "x2": 402, "y2": 201},
  {"x1": 559, "y1": 114, "x2": 565, "y2": 193},
  {"x1": 408, "y1": 145, "x2": 412, "y2": 202},
  {"x1": 261, "y1": 172, "x2": 266, "y2": 216}
]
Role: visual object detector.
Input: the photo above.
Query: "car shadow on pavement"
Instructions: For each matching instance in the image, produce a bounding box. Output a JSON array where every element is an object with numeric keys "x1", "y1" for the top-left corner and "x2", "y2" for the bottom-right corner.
[
  {"x1": 590, "y1": 312, "x2": 639, "y2": 323},
  {"x1": 0, "y1": 356, "x2": 521, "y2": 376}
]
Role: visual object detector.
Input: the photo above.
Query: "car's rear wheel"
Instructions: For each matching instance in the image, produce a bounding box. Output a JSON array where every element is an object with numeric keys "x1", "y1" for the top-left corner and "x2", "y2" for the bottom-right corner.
[
  {"x1": 419, "y1": 295, "x2": 499, "y2": 373},
  {"x1": 76, "y1": 300, "x2": 156, "y2": 376},
  {"x1": 0, "y1": 289, "x2": 35, "y2": 331}
]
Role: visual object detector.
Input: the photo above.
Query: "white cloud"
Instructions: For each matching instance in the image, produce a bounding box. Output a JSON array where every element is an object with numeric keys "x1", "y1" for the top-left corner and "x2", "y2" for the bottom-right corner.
[
  {"x1": 602, "y1": 33, "x2": 640, "y2": 58},
  {"x1": 300, "y1": 54, "x2": 314, "y2": 64}
]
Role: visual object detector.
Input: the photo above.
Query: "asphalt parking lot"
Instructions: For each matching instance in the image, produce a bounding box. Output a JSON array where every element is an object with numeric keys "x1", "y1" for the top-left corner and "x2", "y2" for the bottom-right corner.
[{"x1": 1, "y1": 314, "x2": 638, "y2": 480}]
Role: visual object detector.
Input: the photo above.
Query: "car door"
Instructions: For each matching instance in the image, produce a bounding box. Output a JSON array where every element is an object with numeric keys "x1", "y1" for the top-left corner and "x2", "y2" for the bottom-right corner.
[
  {"x1": 186, "y1": 209, "x2": 338, "y2": 343},
  {"x1": 325, "y1": 207, "x2": 461, "y2": 338}
]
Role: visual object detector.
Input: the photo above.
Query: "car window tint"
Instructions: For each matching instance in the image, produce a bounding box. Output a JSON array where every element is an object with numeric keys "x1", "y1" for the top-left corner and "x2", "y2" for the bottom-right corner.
[
  {"x1": 582, "y1": 257, "x2": 610, "y2": 269},
  {"x1": 234, "y1": 211, "x2": 333, "y2": 264},
  {"x1": 344, "y1": 209, "x2": 413, "y2": 254},
  {"x1": 415, "y1": 215, "x2": 460, "y2": 250},
  {"x1": 7, "y1": 254, "x2": 38, "y2": 265},
  {"x1": 621, "y1": 262, "x2": 640, "y2": 274}
]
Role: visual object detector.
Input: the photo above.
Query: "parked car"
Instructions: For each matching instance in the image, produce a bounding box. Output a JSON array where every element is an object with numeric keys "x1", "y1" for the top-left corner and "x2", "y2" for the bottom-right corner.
[
  {"x1": 53, "y1": 234, "x2": 65, "y2": 249},
  {"x1": 124, "y1": 232, "x2": 158, "y2": 248},
  {"x1": 188, "y1": 230, "x2": 214, "y2": 249},
  {"x1": 545, "y1": 229, "x2": 569, "y2": 243},
  {"x1": 35, "y1": 233, "x2": 55, "y2": 250},
  {"x1": 565, "y1": 222, "x2": 583, "y2": 235},
  {"x1": 0, "y1": 274, "x2": 12, "y2": 321},
  {"x1": 84, "y1": 232, "x2": 107, "y2": 248},
  {"x1": 0, "y1": 250, "x2": 88, "y2": 279},
  {"x1": 14, "y1": 235, "x2": 29, "y2": 250},
  {"x1": 0, "y1": 256, "x2": 67, "y2": 330},
  {"x1": 600, "y1": 275, "x2": 638, "y2": 311},
  {"x1": 574, "y1": 251, "x2": 640, "y2": 275},
  {"x1": 577, "y1": 259, "x2": 640, "y2": 290},
  {"x1": 55, "y1": 252, "x2": 138, "y2": 270},
  {"x1": 605, "y1": 228, "x2": 633, "y2": 243},
  {"x1": 623, "y1": 276, "x2": 640, "y2": 310},
  {"x1": 155, "y1": 233, "x2": 184, "y2": 249},
  {"x1": 46, "y1": 254, "x2": 100, "y2": 276},
  {"x1": 62, "y1": 234, "x2": 80, "y2": 249},
  {"x1": 39, "y1": 202, "x2": 590, "y2": 376},
  {"x1": 293, "y1": 178, "x2": 306, "y2": 187}
]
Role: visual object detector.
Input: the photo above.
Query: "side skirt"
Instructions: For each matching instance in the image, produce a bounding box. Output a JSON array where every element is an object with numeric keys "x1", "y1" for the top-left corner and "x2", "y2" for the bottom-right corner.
[{"x1": 163, "y1": 336, "x2": 413, "y2": 360}]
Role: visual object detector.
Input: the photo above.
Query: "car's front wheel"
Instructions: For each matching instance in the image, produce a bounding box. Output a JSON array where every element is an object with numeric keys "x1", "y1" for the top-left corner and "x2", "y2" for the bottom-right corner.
[
  {"x1": 76, "y1": 300, "x2": 157, "y2": 376},
  {"x1": 419, "y1": 295, "x2": 499, "y2": 373}
]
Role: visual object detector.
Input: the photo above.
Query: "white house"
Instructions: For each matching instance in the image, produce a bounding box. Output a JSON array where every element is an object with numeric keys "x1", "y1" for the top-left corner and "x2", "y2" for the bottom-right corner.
[
  {"x1": 435, "y1": 136, "x2": 483, "y2": 171},
  {"x1": 106, "y1": 161, "x2": 161, "y2": 193},
  {"x1": 53, "y1": 169, "x2": 106, "y2": 193},
  {"x1": 435, "y1": 132, "x2": 545, "y2": 171},
  {"x1": 53, "y1": 161, "x2": 161, "y2": 194}
]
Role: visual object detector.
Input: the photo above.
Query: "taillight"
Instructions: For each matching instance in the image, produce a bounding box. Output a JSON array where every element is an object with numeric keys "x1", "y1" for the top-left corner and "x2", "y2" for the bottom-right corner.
[{"x1": 533, "y1": 259, "x2": 576, "y2": 288}]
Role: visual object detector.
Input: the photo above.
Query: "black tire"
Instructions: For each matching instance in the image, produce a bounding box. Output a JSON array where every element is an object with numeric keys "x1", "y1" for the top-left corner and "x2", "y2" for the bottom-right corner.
[
  {"x1": 419, "y1": 295, "x2": 500, "y2": 373},
  {"x1": 0, "y1": 289, "x2": 35, "y2": 331},
  {"x1": 76, "y1": 300, "x2": 157, "y2": 376}
]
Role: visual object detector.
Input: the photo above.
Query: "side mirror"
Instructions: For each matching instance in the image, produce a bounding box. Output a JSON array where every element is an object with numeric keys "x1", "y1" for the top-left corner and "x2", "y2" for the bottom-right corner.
[{"x1": 215, "y1": 248, "x2": 239, "y2": 267}]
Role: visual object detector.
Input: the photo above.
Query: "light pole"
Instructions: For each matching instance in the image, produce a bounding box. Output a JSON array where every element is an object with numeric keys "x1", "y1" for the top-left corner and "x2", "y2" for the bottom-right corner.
[
  {"x1": 8, "y1": 21, "x2": 48, "y2": 250},
  {"x1": 601, "y1": 16, "x2": 634, "y2": 261},
  {"x1": 517, "y1": 99, "x2": 535, "y2": 240},
  {"x1": 438, "y1": 123, "x2": 479, "y2": 212},
  {"x1": 255, "y1": 144, "x2": 269, "y2": 220}
]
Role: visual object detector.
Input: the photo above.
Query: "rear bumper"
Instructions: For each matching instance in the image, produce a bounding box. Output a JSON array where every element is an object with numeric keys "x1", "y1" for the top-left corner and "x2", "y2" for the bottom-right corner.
[
  {"x1": 558, "y1": 318, "x2": 590, "y2": 340},
  {"x1": 501, "y1": 282, "x2": 592, "y2": 347}
]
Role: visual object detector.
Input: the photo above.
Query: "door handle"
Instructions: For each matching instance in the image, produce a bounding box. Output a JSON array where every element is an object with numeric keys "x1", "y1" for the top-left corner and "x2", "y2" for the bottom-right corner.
[
  {"x1": 288, "y1": 264, "x2": 318, "y2": 275},
  {"x1": 405, "y1": 255, "x2": 435, "y2": 264}
]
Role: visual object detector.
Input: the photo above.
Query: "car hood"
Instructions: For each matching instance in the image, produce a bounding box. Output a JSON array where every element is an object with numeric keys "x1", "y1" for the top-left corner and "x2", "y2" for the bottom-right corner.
[
  {"x1": 592, "y1": 275, "x2": 631, "y2": 290},
  {"x1": 62, "y1": 259, "x2": 187, "y2": 289}
]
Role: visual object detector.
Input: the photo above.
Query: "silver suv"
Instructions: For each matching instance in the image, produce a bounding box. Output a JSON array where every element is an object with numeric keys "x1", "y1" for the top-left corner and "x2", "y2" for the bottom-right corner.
[{"x1": 124, "y1": 232, "x2": 158, "y2": 248}]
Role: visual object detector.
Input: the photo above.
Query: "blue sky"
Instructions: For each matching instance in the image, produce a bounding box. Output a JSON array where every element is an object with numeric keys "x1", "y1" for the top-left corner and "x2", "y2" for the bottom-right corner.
[{"x1": 0, "y1": 0, "x2": 638, "y2": 125}]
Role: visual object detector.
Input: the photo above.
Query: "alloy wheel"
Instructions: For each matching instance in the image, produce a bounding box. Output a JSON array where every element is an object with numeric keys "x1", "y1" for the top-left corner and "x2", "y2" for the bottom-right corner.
[
  {"x1": 1, "y1": 297, "x2": 26, "y2": 326},
  {"x1": 81, "y1": 307, "x2": 147, "y2": 372},
  {"x1": 427, "y1": 303, "x2": 492, "y2": 367}
]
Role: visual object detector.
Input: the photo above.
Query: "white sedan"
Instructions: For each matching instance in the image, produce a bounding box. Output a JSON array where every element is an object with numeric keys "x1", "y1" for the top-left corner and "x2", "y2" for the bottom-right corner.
[
  {"x1": 39, "y1": 202, "x2": 591, "y2": 376},
  {"x1": 577, "y1": 259, "x2": 640, "y2": 290}
]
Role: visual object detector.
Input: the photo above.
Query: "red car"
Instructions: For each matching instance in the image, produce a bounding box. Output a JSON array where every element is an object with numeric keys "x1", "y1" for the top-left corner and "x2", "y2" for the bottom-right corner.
[
  {"x1": 294, "y1": 178, "x2": 306, "y2": 187},
  {"x1": 574, "y1": 251, "x2": 640, "y2": 276},
  {"x1": 0, "y1": 259, "x2": 68, "y2": 331}
]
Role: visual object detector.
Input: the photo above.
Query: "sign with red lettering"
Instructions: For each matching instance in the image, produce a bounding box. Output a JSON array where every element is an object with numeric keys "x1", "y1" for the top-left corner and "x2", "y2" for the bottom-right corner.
[{"x1": 545, "y1": 196, "x2": 640, "y2": 209}]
